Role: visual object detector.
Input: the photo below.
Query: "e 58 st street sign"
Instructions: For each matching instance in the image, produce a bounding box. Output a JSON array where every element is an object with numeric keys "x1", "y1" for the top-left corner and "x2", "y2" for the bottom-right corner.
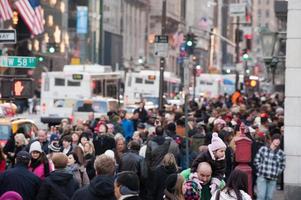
[
  {"x1": 0, "y1": 56, "x2": 37, "y2": 68},
  {"x1": 0, "y1": 29, "x2": 16, "y2": 44}
]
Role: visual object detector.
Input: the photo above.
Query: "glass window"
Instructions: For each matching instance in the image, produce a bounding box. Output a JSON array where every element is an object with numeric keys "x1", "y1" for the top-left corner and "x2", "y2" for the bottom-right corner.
[
  {"x1": 127, "y1": 76, "x2": 132, "y2": 87},
  {"x1": 265, "y1": 10, "x2": 269, "y2": 18},
  {"x1": 54, "y1": 78, "x2": 65, "y2": 86},
  {"x1": 135, "y1": 78, "x2": 143, "y2": 84},
  {"x1": 145, "y1": 80, "x2": 154, "y2": 84},
  {"x1": 67, "y1": 80, "x2": 81, "y2": 86},
  {"x1": 0, "y1": 125, "x2": 11, "y2": 140}
]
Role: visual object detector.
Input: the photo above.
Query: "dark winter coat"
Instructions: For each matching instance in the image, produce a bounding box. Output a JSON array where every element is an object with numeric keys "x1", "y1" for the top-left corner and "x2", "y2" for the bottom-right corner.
[
  {"x1": 119, "y1": 150, "x2": 145, "y2": 177},
  {"x1": 145, "y1": 136, "x2": 179, "y2": 171},
  {"x1": 191, "y1": 150, "x2": 225, "y2": 181},
  {"x1": 134, "y1": 107, "x2": 148, "y2": 123},
  {"x1": 0, "y1": 164, "x2": 41, "y2": 200},
  {"x1": 84, "y1": 153, "x2": 96, "y2": 180},
  {"x1": 93, "y1": 133, "x2": 115, "y2": 156},
  {"x1": 150, "y1": 165, "x2": 178, "y2": 200},
  {"x1": 36, "y1": 169, "x2": 79, "y2": 200},
  {"x1": 71, "y1": 175, "x2": 115, "y2": 200}
]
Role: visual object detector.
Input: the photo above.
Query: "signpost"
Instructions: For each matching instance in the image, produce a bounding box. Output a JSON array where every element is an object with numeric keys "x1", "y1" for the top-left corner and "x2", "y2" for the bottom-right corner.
[
  {"x1": 229, "y1": 3, "x2": 246, "y2": 17},
  {"x1": 0, "y1": 29, "x2": 16, "y2": 44},
  {"x1": 0, "y1": 56, "x2": 37, "y2": 68},
  {"x1": 154, "y1": 35, "x2": 169, "y2": 57}
]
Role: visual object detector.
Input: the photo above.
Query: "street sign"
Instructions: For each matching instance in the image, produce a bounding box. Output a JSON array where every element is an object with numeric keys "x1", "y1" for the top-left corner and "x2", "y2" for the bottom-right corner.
[
  {"x1": 229, "y1": 3, "x2": 246, "y2": 17},
  {"x1": 154, "y1": 35, "x2": 169, "y2": 57},
  {"x1": 0, "y1": 29, "x2": 16, "y2": 44},
  {"x1": 0, "y1": 56, "x2": 37, "y2": 68}
]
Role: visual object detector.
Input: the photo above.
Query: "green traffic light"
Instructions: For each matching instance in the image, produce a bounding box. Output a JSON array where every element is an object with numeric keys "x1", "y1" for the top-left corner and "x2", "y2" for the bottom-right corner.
[
  {"x1": 38, "y1": 56, "x2": 44, "y2": 62},
  {"x1": 242, "y1": 53, "x2": 249, "y2": 60},
  {"x1": 187, "y1": 41, "x2": 193, "y2": 47},
  {"x1": 49, "y1": 47, "x2": 55, "y2": 54}
]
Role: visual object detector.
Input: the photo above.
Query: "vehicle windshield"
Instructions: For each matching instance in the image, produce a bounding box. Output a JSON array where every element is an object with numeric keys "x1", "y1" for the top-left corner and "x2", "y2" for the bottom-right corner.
[
  {"x1": 0, "y1": 125, "x2": 11, "y2": 140},
  {"x1": 75, "y1": 100, "x2": 108, "y2": 113}
]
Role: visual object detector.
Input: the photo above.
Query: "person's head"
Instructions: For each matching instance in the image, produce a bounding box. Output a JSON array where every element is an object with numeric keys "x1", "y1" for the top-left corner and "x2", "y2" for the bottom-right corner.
[
  {"x1": 37, "y1": 130, "x2": 47, "y2": 143},
  {"x1": 133, "y1": 110, "x2": 139, "y2": 119},
  {"x1": 84, "y1": 142, "x2": 95, "y2": 155},
  {"x1": 29, "y1": 141, "x2": 43, "y2": 160},
  {"x1": 196, "y1": 162, "x2": 212, "y2": 185},
  {"x1": 94, "y1": 154, "x2": 116, "y2": 176},
  {"x1": 14, "y1": 133, "x2": 27, "y2": 147},
  {"x1": 271, "y1": 133, "x2": 281, "y2": 148},
  {"x1": 155, "y1": 126, "x2": 164, "y2": 136},
  {"x1": 71, "y1": 132, "x2": 80, "y2": 144},
  {"x1": 98, "y1": 124, "x2": 108, "y2": 134},
  {"x1": 224, "y1": 169, "x2": 248, "y2": 200},
  {"x1": 132, "y1": 131, "x2": 141, "y2": 142},
  {"x1": 127, "y1": 140, "x2": 140, "y2": 152},
  {"x1": 67, "y1": 152, "x2": 79, "y2": 166},
  {"x1": 165, "y1": 174, "x2": 185, "y2": 199},
  {"x1": 208, "y1": 132, "x2": 226, "y2": 159},
  {"x1": 79, "y1": 132, "x2": 89, "y2": 145},
  {"x1": 107, "y1": 124, "x2": 115, "y2": 134},
  {"x1": 52, "y1": 152, "x2": 68, "y2": 169},
  {"x1": 15, "y1": 151, "x2": 31, "y2": 167},
  {"x1": 139, "y1": 102, "x2": 145, "y2": 108},
  {"x1": 62, "y1": 135, "x2": 72, "y2": 148},
  {"x1": 161, "y1": 153, "x2": 178, "y2": 170},
  {"x1": 115, "y1": 136, "x2": 126, "y2": 153},
  {"x1": 114, "y1": 171, "x2": 140, "y2": 199},
  {"x1": 73, "y1": 146, "x2": 85, "y2": 165},
  {"x1": 88, "y1": 112, "x2": 94, "y2": 120}
]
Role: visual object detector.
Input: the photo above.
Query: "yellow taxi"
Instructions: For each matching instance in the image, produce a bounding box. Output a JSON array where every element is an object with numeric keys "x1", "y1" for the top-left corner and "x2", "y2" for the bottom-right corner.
[{"x1": 0, "y1": 118, "x2": 38, "y2": 147}]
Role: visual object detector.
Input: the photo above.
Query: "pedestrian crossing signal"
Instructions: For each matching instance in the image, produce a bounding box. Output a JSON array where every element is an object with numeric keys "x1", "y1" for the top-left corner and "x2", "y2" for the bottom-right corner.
[{"x1": 0, "y1": 78, "x2": 33, "y2": 99}]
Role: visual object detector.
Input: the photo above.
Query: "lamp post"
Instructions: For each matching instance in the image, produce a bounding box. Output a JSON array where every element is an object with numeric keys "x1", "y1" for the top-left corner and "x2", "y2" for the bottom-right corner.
[{"x1": 260, "y1": 29, "x2": 279, "y2": 90}]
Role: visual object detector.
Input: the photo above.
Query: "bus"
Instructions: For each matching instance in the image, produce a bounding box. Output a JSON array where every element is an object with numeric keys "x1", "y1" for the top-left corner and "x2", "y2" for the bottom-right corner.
[
  {"x1": 124, "y1": 70, "x2": 180, "y2": 105},
  {"x1": 40, "y1": 65, "x2": 121, "y2": 124}
]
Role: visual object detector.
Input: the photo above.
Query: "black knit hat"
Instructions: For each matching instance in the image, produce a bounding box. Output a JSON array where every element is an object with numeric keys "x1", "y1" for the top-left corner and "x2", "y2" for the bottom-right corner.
[{"x1": 165, "y1": 173, "x2": 178, "y2": 193}]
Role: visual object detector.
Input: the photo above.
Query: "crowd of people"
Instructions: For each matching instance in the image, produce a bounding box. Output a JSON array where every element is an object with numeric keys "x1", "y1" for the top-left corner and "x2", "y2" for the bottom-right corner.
[{"x1": 0, "y1": 91, "x2": 286, "y2": 200}]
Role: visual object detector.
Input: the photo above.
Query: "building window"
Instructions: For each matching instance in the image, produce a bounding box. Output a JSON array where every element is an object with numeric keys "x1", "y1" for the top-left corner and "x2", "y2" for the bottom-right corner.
[
  {"x1": 258, "y1": 9, "x2": 261, "y2": 17},
  {"x1": 135, "y1": 78, "x2": 143, "y2": 84},
  {"x1": 265, "y1": 10, "x2": 270, "y2": 18}
]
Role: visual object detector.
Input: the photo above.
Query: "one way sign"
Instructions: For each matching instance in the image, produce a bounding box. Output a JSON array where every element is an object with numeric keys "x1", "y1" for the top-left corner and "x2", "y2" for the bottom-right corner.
[{"x1": 0, "y1": 29, "x2": 16, "y2": 44}]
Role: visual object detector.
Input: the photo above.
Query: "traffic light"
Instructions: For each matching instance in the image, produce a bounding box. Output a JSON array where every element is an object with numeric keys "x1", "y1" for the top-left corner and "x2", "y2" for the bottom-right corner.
[
  {"x1": 47, "y1": 43, "x2": 58, "y2": 54},
  {"x1": 184, "y1": 33, "x2": 197, "y2": 55},
  {"x1": 242, "y1": 49, "x2": 249, "y2": 61},
  {"x1": 0, "y1": 78, "x2": 33, "y2": 98}
]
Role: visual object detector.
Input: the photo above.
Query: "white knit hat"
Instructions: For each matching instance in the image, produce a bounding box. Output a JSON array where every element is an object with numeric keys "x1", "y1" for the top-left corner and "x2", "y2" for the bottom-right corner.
[{"x1": 29, "y1": 141, "x2": 43, "y2": 153}]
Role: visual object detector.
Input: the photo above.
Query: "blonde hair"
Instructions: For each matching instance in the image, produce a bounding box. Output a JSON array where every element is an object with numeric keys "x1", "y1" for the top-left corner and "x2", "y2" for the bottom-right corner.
[
  {"x1": 14, "y1": 133, "x2": 28, "y2": 146},
  {"x1": 174, "y1": 175, "x2": 185, "y2": 200},
  {"x1": 161, "y1": 153, "x2": 178, "y2": 171}
]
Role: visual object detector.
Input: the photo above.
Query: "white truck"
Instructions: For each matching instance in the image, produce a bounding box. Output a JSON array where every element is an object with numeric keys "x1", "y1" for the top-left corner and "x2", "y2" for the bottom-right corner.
[{"x1": 40, "y1": 65, "x2": 121, "y2": 125}]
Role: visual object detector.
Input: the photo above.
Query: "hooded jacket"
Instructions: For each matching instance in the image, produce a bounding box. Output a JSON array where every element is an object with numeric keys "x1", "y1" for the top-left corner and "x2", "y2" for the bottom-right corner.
[
  {"x1": 36, "y1": 170, "x2": 79, "y2": 200},
  {"x1": 71, "y1": 175, "x2": 115, "y2": 200}
]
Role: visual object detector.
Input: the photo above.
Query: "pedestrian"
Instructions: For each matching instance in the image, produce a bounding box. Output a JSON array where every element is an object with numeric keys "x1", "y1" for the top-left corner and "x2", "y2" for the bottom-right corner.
[
  {"x1": 150, "y1": 153, "x2": 179, "y2": 200},
  {"x1": 66, "y1": 152, "x2": 90, "y2": 187},
  {"x1": 115, "y1": 135, "x2": 127, "y2": 165},
  {"x1": 210, "y1": 169, "x2": 251, "y2": 200},
  {"x1": 72, "y1": 154, "x2": 116, "y2": 200},
  {"x1": 114, "y1": 171, "x2": 141, "y2": 200},
  {"x1": 182, "y1": 162, "x2": 219, "y2": 200},
  {"x1": 119, "y1": 110, "x2": 134, "y2": 142},
  {"x1": 163, "y1": 173, "x2": 185, "y2": 200},
  {"x1": 254, "y1": 134, "x2": 286, "y2": 200},
  {"x1": 83, "y1": 141, "x2": 96, "y2": 180},
  {"x1": 183, "y1": 132, "x2": 226, "y2": 194},
  {"x1": 0, "y1": 151, "x2": 41, "y2": 200},
  {"x1": 93, "y1": 123, "x2": 115, "y2": 156},
  {"x1": 29, "y1": 141, "x2": 54, "y2": 180},
  {"x1": 36, "y1": 152, "x2": 79, "y2": 200},
  {"x1": 134, "y1": 102, "x2": 148, "y2": 123}
]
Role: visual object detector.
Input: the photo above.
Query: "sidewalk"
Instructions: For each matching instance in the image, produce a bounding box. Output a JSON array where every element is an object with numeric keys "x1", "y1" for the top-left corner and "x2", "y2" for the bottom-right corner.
[{"x1": 274, "y1": 190, "x2": 284, "y2": 200}]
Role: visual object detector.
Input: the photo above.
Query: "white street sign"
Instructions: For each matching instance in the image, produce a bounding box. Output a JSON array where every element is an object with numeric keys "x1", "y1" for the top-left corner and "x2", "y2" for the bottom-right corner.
[
  {"x1": 0, "y1": 29, "x2": 16, "y2": 44},
  {"x1": 229, "y1": 3, "x2": 246, "y2": 17},
  {"x1": 154, "y1": 35, "x2": 169, "y2": 57}
]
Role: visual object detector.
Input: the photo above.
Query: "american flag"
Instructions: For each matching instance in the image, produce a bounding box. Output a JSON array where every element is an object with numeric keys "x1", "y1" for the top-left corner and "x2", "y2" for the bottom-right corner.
[
  {"x1": 14, "y1": 0, "x2": 44, "y2": 35},
  {"x1": 0, "y1": 0, "x2": 13, "y2": 21}
]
